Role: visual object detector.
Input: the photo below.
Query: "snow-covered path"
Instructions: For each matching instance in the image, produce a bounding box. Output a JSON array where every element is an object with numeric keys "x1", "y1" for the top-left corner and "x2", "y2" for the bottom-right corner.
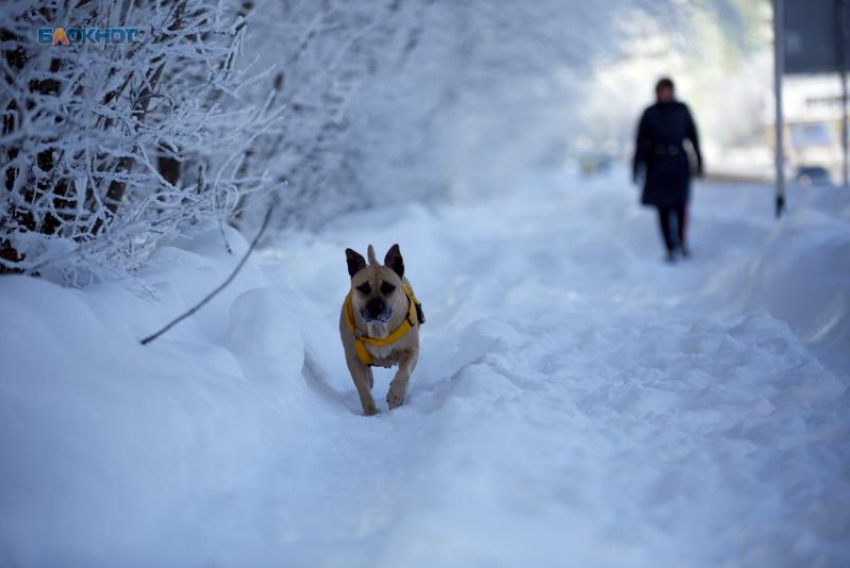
[
  {"x1": 266, "y1": 170, "x2": 849, "y2": 567},
  {"x1": 2, "y1": 170, "x2": 848, "y2": 567}
]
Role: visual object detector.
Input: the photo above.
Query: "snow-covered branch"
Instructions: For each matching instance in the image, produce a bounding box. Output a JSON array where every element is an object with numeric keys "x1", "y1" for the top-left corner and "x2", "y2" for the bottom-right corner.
[{"x1": 0, "y1": 0, "x2": 283, "y2": 283}]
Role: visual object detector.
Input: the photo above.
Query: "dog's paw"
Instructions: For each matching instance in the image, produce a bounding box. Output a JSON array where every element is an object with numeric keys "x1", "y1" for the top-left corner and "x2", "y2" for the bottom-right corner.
[
  {"x1": 386, "y1": 390, "x2": 406, "y2": 410},
  {"x1": 363, "y1": 405, "x2": 379, "y2": 417}
]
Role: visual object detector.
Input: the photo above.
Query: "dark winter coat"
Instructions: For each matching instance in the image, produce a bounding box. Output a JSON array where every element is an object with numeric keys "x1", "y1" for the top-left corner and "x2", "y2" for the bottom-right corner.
[{"x1": 632, "y1": 101, "x2": 702, "y2": 207}]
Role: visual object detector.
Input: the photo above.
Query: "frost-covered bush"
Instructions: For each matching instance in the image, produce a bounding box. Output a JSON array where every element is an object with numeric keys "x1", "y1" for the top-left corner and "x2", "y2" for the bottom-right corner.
[
  {"x1": 0, "y1": 0, "x2": 281, "y2": 284},
  {"x1": 240, "y1": 0, "x2": 769, "y2": 229},
  {"x1": 234, "y1": 0, "x2": 426, "y2": 230}
]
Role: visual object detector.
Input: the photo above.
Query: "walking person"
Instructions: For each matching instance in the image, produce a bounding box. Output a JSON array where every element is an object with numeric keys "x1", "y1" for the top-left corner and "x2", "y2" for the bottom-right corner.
[{"x1": 632, "y1": 77, "x2": 703, "y2": 263}]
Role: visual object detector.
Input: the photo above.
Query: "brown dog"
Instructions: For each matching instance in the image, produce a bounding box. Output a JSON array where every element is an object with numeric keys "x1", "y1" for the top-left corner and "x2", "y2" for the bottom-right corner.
[{"x1": 340, "y1": 244, "x2": 424, "y2": 415}]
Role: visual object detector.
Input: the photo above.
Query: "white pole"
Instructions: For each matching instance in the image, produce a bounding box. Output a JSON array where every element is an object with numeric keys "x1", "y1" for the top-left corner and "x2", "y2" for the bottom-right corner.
[
  {"x1": 773, "y1": 0, "x2": 786, "y2": 217},
  {"x1": 841, "y1": 71, "x2": 849, "y2": 187},
  {"x1": 842, "y1": 72, "x2": 848, "y2": 187},
  {"x1": 839, "y1": 0, "x2": 849, "y2": 188}
]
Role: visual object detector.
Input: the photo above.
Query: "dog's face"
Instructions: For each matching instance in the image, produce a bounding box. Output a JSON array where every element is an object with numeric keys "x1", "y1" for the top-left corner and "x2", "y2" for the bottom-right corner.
[{"x1": 346, "y1": 244, "x2": 405, "y2": 323}]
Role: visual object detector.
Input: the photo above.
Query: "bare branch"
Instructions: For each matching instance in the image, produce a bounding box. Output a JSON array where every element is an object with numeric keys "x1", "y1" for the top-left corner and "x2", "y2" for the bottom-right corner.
[{"x1": 140, "y1": 204, "x2": 273, "y2": 346}]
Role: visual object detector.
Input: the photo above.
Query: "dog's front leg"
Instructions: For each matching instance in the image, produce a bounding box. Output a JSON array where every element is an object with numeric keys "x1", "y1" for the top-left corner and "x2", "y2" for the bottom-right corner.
[
  {"x1": 387, "y1": 350, "x2": 418, "y2": 409},
  {"x1": 346, "y1": 357, "x2": 378, "y2": 416}
]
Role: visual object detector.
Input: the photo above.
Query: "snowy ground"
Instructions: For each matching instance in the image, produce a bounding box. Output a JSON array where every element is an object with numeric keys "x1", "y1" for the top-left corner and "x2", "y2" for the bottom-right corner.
[{"x1": 1, "y1": 169, "x2": 849, "y2": 567}]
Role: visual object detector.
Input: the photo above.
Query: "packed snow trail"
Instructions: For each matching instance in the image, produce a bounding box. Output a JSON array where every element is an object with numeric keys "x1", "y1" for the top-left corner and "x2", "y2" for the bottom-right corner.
[
  {"x1": 1, "y1": 169, "x2": 848, "y2": 567},
  {"x1": 266, "y1": 169, "x2": 849, "y2": 567}
]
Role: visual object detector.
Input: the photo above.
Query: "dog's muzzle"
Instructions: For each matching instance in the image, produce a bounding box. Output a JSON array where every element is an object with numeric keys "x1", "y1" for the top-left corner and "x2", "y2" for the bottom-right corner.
[{"x1": 362, "y1": 298, "x2": 392, "y2": 322}]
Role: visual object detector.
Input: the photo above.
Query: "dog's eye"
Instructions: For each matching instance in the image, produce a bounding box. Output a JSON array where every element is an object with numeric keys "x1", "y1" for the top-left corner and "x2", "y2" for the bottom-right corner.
[
  {"x1": 356, "y1": 282, "x2": 371, "y2": 294},
  {"x1": 380, "y1": 281, "x2": 396, "y2": 295}
]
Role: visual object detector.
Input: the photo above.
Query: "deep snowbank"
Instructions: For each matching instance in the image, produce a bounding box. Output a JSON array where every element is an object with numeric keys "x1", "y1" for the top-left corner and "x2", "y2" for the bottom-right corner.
[
  {"x1": 701, "y1": 185, "x2": 850, "y2": 374},
  {"x1": 0, "y1": 228, "x2": 311, "y2": 567},
  {"x1": 1, "y1": 170, "x2": 848, "y2": 567}
]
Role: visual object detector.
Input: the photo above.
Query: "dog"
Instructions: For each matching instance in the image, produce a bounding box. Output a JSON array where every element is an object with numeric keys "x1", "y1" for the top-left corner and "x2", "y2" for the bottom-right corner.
[{"x1": 340, "y1": 244, "x2": 424, "y2": 416}]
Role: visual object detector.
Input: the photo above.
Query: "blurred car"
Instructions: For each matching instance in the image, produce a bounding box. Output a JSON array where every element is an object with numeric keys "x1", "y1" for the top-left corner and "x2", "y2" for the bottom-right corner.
[{"x1": 794, "y1": 165, "x2": 832, "y2": 186}]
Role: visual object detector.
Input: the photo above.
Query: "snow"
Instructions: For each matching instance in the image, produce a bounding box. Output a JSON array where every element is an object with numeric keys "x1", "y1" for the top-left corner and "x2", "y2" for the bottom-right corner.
[{"x1": 1, "y1": 168, "x2": 849, "y2": 567}]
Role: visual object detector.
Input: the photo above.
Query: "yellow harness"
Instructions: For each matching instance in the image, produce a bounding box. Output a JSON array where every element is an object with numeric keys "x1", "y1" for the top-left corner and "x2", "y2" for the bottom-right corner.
[{"x1": 344, "y1": 284, "x2": 423, "y2": 366}]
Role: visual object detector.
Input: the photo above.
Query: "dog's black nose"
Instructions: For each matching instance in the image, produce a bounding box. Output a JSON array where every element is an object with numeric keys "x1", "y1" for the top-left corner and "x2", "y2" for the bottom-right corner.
[{"x1": 366, "y1": 298, "x2": 385, "y2": 319}]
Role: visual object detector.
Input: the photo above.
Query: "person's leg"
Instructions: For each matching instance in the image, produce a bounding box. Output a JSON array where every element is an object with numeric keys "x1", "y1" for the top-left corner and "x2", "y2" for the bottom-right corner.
[
  {"x1": 675, "y1": 201, "x2": 689, "y2": 255},
  {"x1": 657, "y1": 205, "x2": 675, "y2": 259}
]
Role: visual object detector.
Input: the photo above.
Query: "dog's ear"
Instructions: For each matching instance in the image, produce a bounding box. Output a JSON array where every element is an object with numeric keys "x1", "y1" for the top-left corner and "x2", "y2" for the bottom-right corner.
[
  {"x1": 345, "y1": 248, "x2": 366, "y2": 278},
  {"x1": 384, "y1": 244, "x2": 404, "y2": 278}
]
